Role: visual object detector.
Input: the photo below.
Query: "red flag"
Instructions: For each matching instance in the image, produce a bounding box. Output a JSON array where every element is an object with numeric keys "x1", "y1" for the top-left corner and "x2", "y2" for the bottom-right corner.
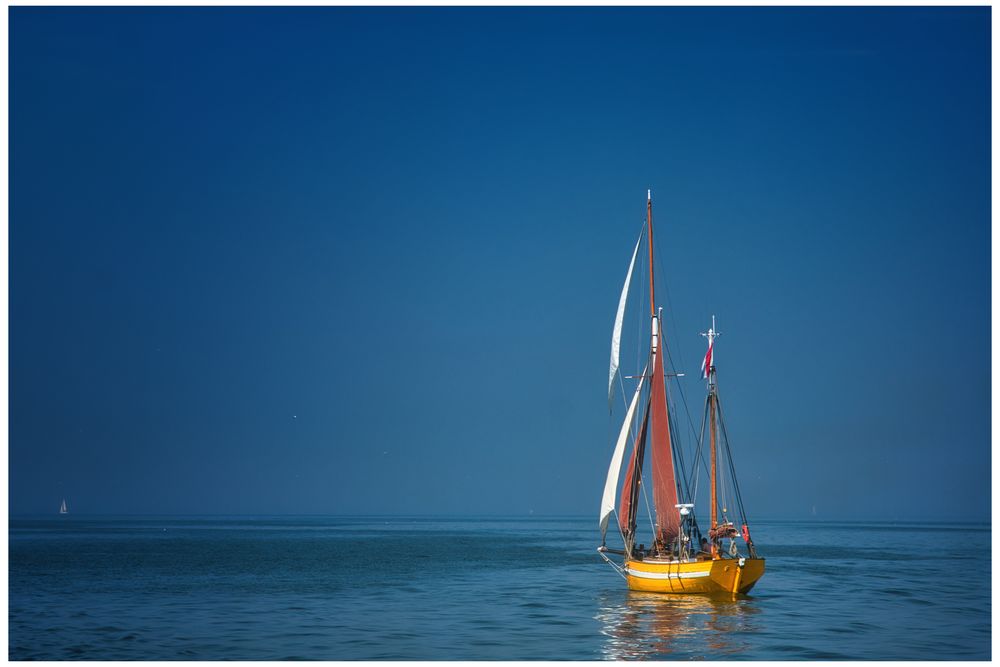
[{"x1": 701, "y1": 338, "x2": 713, "y2": 378}]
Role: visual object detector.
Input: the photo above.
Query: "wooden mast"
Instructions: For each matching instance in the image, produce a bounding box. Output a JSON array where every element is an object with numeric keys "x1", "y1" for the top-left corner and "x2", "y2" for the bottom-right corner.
[
  {"x1": 709, "y1": 381, "x2": 718, "y2": 558},
  {"x1": 646, "y1": 190, "x2": 655, "y2": 319},
  {"x1": 702, "y1": 317, "x2": 719, "y2": 558},
  {"x1": 646, "y1": 189, "x2": 658, "y2": 553}
]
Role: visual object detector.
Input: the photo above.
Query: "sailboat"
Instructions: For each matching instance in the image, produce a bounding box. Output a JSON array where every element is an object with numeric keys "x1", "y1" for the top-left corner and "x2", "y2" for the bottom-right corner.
[
  {"x1": 59, "y1": 499, "x2": 68, "y2": 515},
  {"x1": 598, "y1": 191, "x2": 764, "y2": 595}
]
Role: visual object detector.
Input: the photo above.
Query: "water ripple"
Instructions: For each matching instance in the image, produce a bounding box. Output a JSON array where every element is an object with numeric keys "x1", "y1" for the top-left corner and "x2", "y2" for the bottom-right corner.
[{"x1": 8, "y1": 516, "x2": 991, "y2": 660}]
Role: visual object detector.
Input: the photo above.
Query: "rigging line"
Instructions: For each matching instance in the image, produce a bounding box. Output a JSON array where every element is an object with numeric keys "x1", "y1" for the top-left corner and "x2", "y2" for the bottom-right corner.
[
  {"x1": 652, "y1": 219, "x2": 689, "y2": 374},
  {"x1": 717, "y1": 444, "x2": 729, "y2": 521},
  {"x1": 716, "y1": 395, "x2": 758, "y2": 558},
  {"x1": 662, "y1": 341, "x2": 703, "y2": 451},
  {"x1": 642, "y1": 201, "x2": 684, "y2": 358},
  {"x1": 655, "y1": 310, "x2": 702, "y2": 521},
  {"x1": 633, "y1": 217, "x2": 648, "y2": 389},
  {"x1": 605, "y1": 412, "x2": 613, "y2": 535},
  {"x1": 625, "y1": 402, "x2": 651, "y2": 555},
  {"x1": 617, "y1": 372, "x2": 641, "y2": 497},
  {"x1": 714, "y1": 389, "x2": 729, "y2": 519},
  {"x1": 647, "y1": 214, "x2": 704, "y2": 476},
  {"x1": 651, "y1": 222, "x2": 690, "y2": 382},
  {"x1": 618, "y1": 373, "x2": 632, "y2": 421},
  {"x1": 717, "y1": 401, "x2": 747, "y2": 523},
  {"x1": 713, "y1": 377, "x2": 737, "y2": 519},
  {"x1": 620, "y1": 354, "x2": 653, "y2": 433},
  {"x1": 666, "y1": 386, "x2": 693, "y2": 503},
  {"x1": 667, "y1": 400, "x2": 688, "y2": 497},
  {"x1": 598, "y1": 549, "x2": 628, "y2": 579},
  {"x1": 716, "y1": 397, "x2": 750, "y2": 524},
  {"x1": 638, "y1": 354, "x2": 657, "y2": 542},
  {"x1": 690, "y1": 396, "x2": 710, "y2": 513},
  {"x1": 718, "y1": 431, "x2": 731, "y2": 522},
  {"x1": 609, "y1": 218, "x2": 647, "y2": 449},
  {"x1": 606, "y1": 376, "x2": 626, "y2": 456},
  {"x1": 636, "y1": 351, "x2": 657, "y2": 546},
  {"x1": 614, "y1": 373, "x2": 640, "y2": 545},
  {"x1": 621, "y1": 376, "x2": 652, "y2": 546},
  {"x1": 715, "y1": 374, "x2": 746, "y2": 523},
  {"x1": 611, "y1": 217, "x2": 646, "y2": 423},
  {"x1": 639, "y1": 467, "x2": 656, "y2": 542},
  {"x1": 612, "y1": 507, "x2": 627, "y2": 548},
  {"x1": 628, "y1": 224, "x2": 653, "y2": 545},
  {"x1": 658, "y1": 321, "x2": 704, "y2": 502},
  {"x1": 628, "y1": 218, "x2": 644, "y2": 394},
  {"x1": 639, "y1": 214, "x2": 651, "y2": 376},
  {"x1": 605, "y1": 375, "x2": 636, "y2": 547},
  {"x1": 619, "y1": 359, "x2": 652, "y2": 444},
  {"x1": 606, "y1": 218, "x2": 649, "y2": 545},
  {"x1": 667, "y1": 370, "x2": 697, "y2": 505}
]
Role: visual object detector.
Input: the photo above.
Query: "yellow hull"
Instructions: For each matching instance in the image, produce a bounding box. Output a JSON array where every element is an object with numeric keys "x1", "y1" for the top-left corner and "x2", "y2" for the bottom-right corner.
[{"x1": 625, "y1": 557, "x2": 765, "y2": 595}]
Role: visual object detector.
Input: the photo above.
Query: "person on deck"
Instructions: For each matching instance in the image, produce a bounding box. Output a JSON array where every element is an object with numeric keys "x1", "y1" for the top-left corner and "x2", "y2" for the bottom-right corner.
[{"x1": 653, "y1": 538, "x2": 665, "y2": 557}]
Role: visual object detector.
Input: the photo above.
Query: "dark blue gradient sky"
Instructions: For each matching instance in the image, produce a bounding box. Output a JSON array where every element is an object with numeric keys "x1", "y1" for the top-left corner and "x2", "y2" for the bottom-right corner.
[{"x1": 10, "y1": 7, "x2": 990, "y2": 520}]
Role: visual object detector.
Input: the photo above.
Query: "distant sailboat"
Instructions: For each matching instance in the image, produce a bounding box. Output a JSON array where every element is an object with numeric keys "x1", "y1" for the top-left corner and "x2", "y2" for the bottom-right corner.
[
  {"x1": 598, "y1": 191, "x2": 764, "y2": 595},
  {"x1": 59, "y1": 499, "x2": 68, "y2": 515}
]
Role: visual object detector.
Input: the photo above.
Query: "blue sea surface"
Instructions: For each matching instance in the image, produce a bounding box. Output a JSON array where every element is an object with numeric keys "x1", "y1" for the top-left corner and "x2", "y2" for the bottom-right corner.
[{"x1": 8, "y1": 516, "x2": 991, "y2": 660}]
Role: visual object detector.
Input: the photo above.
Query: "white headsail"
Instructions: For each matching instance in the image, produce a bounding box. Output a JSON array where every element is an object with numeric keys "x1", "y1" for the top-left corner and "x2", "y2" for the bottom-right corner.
[
  {"x1": 600, "y1": 367, "x2": 647, "y2": 543},
  {"x1": 608, "y1": 232, "x2": 642, "y2": 408}
]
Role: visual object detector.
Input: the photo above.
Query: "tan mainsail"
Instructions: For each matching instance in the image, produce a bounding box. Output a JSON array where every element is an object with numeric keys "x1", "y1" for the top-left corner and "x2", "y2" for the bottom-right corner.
[{"x1": 648, "y1": 339, "x2": 679, "y2": 547}]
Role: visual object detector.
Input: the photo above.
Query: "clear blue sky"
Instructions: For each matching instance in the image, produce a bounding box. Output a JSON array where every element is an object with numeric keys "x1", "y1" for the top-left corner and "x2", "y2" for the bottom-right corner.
[{"x1": 10, "y1": 7, "x2": 990, "y2": 520}]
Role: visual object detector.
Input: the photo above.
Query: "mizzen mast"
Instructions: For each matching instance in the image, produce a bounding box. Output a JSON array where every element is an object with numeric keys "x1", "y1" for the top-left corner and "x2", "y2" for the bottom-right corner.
[{"x1": 702, "y1": 316, "x2": 719, "y2": 557}]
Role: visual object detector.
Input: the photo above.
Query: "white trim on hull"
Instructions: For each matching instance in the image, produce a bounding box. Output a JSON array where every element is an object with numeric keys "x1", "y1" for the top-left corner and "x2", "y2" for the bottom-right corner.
[{"x1": 625, "y1": 568, "x2": 711, "y2": 580}]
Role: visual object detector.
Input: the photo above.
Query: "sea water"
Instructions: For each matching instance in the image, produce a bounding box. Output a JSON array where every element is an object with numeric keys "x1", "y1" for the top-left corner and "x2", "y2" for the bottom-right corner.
[{"x1": 8, "y1": 516, "x2": 990, "y2": 660}]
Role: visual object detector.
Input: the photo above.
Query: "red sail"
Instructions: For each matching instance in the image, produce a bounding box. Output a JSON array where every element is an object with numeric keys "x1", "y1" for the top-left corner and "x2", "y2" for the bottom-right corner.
[
  {"x1": 649, "y1": 343, "x2": 680, "y2": 545},
  {"x1": 618, "y1": 402, "x2": 650, "y2": 537},
  {"x1": 617, "y1": 445, "x2": 637, "y2": 536}
]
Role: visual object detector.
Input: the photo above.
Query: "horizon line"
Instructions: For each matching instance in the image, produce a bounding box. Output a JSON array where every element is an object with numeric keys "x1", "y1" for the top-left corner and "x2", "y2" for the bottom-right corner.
[{"x1": 7, "y1": 512, "x2": 991, "y2": 524}]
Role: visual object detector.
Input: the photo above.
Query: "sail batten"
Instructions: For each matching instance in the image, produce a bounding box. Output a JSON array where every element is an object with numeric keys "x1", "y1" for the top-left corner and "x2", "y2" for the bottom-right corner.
[
  {"x1": 599, "y1": 367, "x2": 647, "y2": 543},
  {"x1": 608, "y1": 233, "x2": 642, "y2": 408}
]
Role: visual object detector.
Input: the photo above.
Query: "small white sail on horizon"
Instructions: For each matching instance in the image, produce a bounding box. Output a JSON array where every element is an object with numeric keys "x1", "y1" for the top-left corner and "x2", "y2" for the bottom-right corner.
[
  {"x1": 59, "y1": 499, "x2": 67, "y2": 515},
  {"x1": 608, "y1": 232, "x2": 642, "y2": 409}
]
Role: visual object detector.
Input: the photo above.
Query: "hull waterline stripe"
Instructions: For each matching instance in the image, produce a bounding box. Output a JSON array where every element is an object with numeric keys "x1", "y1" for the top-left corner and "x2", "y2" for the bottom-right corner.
[{"x1": 626, "y1": 568, "x2": 712, "y2": 580}]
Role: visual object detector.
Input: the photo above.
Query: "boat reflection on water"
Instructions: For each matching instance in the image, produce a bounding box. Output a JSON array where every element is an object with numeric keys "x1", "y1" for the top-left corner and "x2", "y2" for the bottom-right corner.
[{"x1": 595, "y1": 590, "x2": 761, "y2": 660}]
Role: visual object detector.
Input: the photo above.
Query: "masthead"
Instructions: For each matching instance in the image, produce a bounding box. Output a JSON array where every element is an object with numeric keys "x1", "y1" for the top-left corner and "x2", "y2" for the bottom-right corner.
[
  {"x1": 700, "y1": 315, "x2": 719, "y2": 382},
  {"x1": 701, "y1": 315, "x2": 719, "y2": 346}
]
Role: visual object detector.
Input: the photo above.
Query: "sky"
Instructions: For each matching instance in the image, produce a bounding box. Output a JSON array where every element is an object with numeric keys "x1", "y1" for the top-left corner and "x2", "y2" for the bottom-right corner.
[{"x1": 9, "y1": 7, "x2": 990, "y2": 521}]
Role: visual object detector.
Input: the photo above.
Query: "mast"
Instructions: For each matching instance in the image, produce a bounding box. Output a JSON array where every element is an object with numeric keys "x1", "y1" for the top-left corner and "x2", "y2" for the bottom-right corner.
[
  {"x1": 644, "y1": 190, "x2": 681, "y2": 550},
  {"x1": 709, "y1": 380, "x2": 718, "y2": 556},
  {"x1": 702, "y1": 317, "x2": 719, "y2": 557},
  {"x1": 646, "y1": 189, "x2": 655, "y2": 320},
  {"x1": 613, "y1": 190, "x2": 681, "y2": 558}
]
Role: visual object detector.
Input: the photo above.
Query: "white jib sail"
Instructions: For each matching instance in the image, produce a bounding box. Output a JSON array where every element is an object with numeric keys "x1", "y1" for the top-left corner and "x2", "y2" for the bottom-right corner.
[
  {"x1": 608, "y1": 232, "x2": 642, "y2": 408},
  {"x1": 599, "y1": 368, "x2": 647, "y2": 543}
]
